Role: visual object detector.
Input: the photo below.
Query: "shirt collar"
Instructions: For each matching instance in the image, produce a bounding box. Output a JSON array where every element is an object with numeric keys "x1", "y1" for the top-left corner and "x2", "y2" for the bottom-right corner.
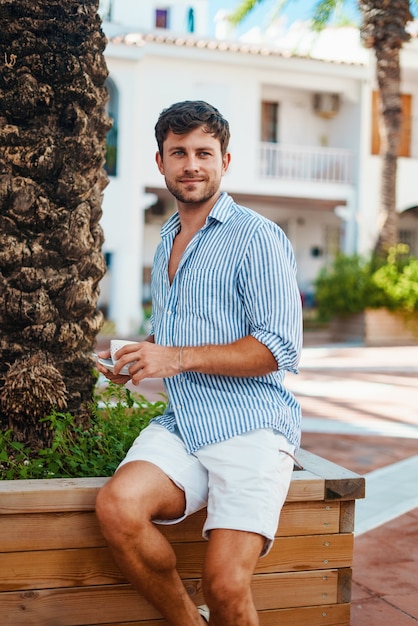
[
  {"x1": 160, "y1": 192, "x2": 235, "y2": 238},
  {"x1": 207, "y1": 192, "x2": 235, "y2": 224}
]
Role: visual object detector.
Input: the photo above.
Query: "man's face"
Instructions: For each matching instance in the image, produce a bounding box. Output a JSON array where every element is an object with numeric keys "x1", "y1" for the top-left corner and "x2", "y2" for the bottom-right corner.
[{"x1": 156, "y1": 126, "x2": 230, "y2": 205}]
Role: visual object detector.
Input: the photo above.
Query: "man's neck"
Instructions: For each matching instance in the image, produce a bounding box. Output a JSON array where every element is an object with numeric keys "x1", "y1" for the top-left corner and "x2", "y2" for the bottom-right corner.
[{"x1": 177, "y1": 193, "x2": 220, "y2": 235}]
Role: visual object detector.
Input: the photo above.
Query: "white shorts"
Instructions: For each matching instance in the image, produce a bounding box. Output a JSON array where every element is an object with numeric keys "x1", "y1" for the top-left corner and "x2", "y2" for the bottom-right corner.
[{"x1": 118, "y1": 422, "x2": 295, "y2": 556}]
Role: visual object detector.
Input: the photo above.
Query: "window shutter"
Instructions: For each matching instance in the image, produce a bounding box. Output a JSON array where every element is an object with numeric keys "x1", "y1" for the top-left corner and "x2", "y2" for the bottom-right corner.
[{"x1": 371, "y1": 91, "x2": 411, "y2": 158}]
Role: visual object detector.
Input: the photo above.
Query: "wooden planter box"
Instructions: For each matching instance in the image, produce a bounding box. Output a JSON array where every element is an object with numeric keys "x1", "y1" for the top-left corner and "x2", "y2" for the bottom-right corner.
[
  {"x1": 0, "y1": 450, "x2": 365, "y2": 626},
  {"x1": 330, "y1": 308, "x2": 418, "y2": 346}
]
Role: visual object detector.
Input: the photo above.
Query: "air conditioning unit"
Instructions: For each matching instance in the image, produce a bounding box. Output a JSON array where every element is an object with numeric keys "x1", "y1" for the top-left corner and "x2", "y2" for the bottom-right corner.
[{"x1": 313, "y1": 93, "x2": 340, "y2": 119}]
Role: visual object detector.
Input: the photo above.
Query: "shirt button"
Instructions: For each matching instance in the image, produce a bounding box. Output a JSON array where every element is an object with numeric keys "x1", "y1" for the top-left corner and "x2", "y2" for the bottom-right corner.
[
  {"x1": 167, "y1": 310, "x2": 172, "y2": 315},
  {"x1": 177, "y1": 404, "x2": 181, "y2": 409}
]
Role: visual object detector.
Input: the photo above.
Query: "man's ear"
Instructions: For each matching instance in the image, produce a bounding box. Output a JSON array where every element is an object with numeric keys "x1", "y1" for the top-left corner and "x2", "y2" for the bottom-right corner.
[
  {"x1": 155, "y1": 151, "x2": 164, "y2": 174},
  {"x1": 222, "y1": 152, "x2": 231, "y2": 175}
]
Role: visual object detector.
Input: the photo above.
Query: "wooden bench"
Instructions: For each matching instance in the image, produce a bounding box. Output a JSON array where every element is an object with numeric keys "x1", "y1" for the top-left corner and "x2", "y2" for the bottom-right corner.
[{"x1": 0, "y1": 449, "x2": 365, "y2": 625}]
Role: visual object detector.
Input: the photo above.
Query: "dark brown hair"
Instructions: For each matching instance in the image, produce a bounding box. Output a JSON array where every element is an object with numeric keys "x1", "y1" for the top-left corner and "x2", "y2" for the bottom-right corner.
[{"x1": 155, "y1": 100, "x2": 230, "y2": 156}]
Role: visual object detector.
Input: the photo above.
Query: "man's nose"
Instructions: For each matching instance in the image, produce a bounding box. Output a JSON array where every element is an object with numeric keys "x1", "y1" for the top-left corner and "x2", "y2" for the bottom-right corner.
[{"x1": 183, "y1": 156, "x2": 199, "y2": 171}]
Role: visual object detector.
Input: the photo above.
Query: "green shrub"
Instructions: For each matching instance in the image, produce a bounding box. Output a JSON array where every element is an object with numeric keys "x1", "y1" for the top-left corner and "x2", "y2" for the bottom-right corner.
[
  {"x1": 0, "y1": 383, "x2": 167, "y2": 480},
  {"x1": 314, "y1": 245, "x2": 418, "y2": 321},
  {"x1": 372, "y1": 247, "x2": 418, "y2": 313},
  {"x1": 314, "y1": 253, "x2": 383, "y2": 321}
]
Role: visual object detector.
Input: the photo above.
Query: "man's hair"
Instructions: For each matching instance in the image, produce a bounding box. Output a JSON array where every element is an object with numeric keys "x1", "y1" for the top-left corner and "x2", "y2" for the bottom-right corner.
[{"x1": 155, "y1": 100, "x2": 230, "y2": 156}]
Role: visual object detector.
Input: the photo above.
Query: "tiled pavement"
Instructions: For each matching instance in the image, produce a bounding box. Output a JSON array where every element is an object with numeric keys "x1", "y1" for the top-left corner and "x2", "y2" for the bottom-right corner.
[
  {"x1": 96, "y1": 334, "x2": 418, "y2": 625},
  {"x1": 294, "y1": 338, "x2": 418, "y2": 625}
]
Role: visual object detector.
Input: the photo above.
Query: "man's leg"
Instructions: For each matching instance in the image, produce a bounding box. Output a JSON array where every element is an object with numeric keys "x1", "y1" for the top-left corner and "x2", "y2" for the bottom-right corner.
[
  {"x1": 196, "y1": 429, "x2": 296, "y2": 626},
  {"x1": 95, "y1": 460, "x2": 205, "y2": 626},
  {"x1": 202, "y1": 528, "x2": 264, "y2": 626}
]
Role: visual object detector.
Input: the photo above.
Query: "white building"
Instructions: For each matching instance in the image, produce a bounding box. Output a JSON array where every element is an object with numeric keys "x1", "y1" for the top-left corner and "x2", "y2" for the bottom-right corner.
[{"x1": 98, "y1": 0, "x2": 418, "y2": 335}]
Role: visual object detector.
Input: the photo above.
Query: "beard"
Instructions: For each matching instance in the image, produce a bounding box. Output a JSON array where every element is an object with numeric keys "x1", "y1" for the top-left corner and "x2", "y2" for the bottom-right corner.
[{"x1": 165, "y1": 177, "x2": 220, "y2": 205}]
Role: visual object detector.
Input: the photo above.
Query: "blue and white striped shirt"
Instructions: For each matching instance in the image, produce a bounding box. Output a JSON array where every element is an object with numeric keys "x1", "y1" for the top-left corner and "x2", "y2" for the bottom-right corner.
[{"x1": 151, "y1": 192, "x2": 302, "y2": 452}]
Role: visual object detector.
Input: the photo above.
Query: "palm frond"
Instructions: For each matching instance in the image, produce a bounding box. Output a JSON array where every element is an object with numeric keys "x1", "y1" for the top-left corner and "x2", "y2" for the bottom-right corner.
[
  {"x1": 229, "y1": 0, "x2": 262, "y2": 25},
  {"x1": 311, "y1": 0, "x2": 346, "y2": 31}
]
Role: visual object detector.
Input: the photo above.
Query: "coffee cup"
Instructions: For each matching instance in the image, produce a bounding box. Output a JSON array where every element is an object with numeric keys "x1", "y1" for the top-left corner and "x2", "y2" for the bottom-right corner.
[{"x1": 110, "y1": 339, "x2": 138, "y2": 374}]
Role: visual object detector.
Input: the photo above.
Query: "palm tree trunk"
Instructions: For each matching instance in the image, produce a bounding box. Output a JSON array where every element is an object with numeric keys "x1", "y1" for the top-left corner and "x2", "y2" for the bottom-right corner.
[
  {"x1": 373, "y1": 42, "x2": 402, "y2": 253},
  {"x1": 0, "y1": 0, "x2": 111, "y2": 449}
]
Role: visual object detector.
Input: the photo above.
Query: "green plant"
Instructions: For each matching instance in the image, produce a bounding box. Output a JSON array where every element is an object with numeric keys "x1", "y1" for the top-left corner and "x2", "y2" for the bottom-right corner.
[
  {"x1": 314, "y1": 253, "x2": 382, "y2": 321},
  {"x1": 372, "y1": 246, "x2": 418, "y2": 313},
  {"x1": 314, "y1": 246, "x2": 418, "y2": 321},
  {"x1": 0, "y1": 383, "x2": 167, "y2": 480}
]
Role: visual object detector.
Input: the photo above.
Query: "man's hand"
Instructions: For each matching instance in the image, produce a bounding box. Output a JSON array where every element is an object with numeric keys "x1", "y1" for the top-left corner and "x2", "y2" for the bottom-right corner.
[
  {"x1": 98, "y1": 342, "x2": 180, "y2": 385},
  {"x1": 95, "y1": 348, "x2": 131, "y2": 385}
]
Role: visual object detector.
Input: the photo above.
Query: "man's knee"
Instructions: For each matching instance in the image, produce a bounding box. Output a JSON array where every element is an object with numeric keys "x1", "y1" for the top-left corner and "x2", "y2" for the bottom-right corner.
[
  {"x1": 95, "y1": 478, "x2": 146, "y2": 543},
  {"x1": 95, "y1": 481, "x2": 116, "y2": 525},
  {"x1": 203, "y1": 565, "x2": 250, "y2": 606}
]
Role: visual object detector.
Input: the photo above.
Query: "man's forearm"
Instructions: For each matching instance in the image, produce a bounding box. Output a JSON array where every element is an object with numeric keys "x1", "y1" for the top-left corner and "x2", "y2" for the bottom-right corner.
[{"x1": 180, "y1": 336, "x2": 277, "y2": 378}]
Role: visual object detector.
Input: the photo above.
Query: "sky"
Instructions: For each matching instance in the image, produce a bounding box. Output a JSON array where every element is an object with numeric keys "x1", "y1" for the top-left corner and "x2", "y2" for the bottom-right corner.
[{"x1": 208, "y1": 0, "x2": 361, "y2": 37}]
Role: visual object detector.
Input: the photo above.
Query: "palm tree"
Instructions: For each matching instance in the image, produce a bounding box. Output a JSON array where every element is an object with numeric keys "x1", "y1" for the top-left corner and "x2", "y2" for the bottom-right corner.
[
  {"x1": 359, "y1": 1, "x2": 414, "y2": 253},
  {"x1": 230, "y1": 0, "x2": 417, "y2": 255},
  {"x1": 0, "y1": 0, "x2": 111, "y2": 449}
]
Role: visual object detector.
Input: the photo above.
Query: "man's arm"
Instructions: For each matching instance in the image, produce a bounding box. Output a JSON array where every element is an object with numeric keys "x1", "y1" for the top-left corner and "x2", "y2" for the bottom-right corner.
[
  {"x1": 180, "y1": 336, "x2": 277, "y2": 377},
  {"x1": 110, "y1": 335, "x2": 276, "y2": 385}
]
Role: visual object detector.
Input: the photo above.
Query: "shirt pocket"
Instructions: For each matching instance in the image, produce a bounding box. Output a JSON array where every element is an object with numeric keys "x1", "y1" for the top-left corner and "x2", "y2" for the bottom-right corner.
[
  {"x1": 181, "y1": 267, "x2": 224, "y2": 314},
  {"x1": 178, "y1": 267, "x2": 245, "y2": 342}
]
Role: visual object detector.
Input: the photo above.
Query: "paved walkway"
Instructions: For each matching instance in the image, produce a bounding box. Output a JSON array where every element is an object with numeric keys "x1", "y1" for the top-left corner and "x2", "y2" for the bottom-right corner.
[
  {"x1": 97, "y1": 335, "x2": 418, "y2": 625},
  {"x1": 293, "y1": 340, "x2": 418, "y2": 625}
]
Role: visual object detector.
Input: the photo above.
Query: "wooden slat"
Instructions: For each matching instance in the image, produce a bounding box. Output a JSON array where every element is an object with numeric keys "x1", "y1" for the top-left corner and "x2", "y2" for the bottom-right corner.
[
  {"x1": 337, "y1": 567, "x2": 352, "y2": 604},
  {"x1": 98, "y1": 603, "x2": 351, "y2": 626},
  {"x1": 0, "y1": 467, "x2": 326, "y2": 517},
  {"x1": 0, "y1": 477, "x2": 107, "y2": 514},
  {"x1": 296, "y1": 450, "x2": 365, "y2": 500},
  {"x1": 0, "y1": 511, "x2": 106, "y2": 552},
  {"x1": 0, "y1": 501, "x2": 341, "y2": 553},
  {"x1": 286, "y1": 469, "x2": 325, "y2": 501},
  {"x1": 0, "y1": 509, "x2": 207, "y2": 553},
  {"x1": 258, "y1": 534, "x2": 353, "y2": 574},
  {"x1": 0, "y1": 571, "x2": 340, "y2": 625},
  {"x1": 0, "y1": 534, "x2": 352, "y2": 592},
  {"x1": 0, "y1": 547, "x2": 121, "y2": 592},
  {"x1": 161, "y1": 500, "x2": 341, "y2": 540},
  {"x1": 340, "y1": 500, "x2": 355, "y2": 533},
  {"x1": 259, "y1": 603, "x2": 350, "y2": 626},
  {"x1": 0, "y1": 450, "x2": 364, "y2": 516},
  {"x1": 278, "y1": 501, "x2": 340, "y2": 536},
  {"x1": 254, "y1": 571, "x2": 339, "y2": 610}
]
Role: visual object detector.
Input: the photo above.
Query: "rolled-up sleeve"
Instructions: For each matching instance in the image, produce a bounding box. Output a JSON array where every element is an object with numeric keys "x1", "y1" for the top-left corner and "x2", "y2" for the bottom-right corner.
[{"x1": 238, "y1": 223, "x2": 303, "y2": 373}]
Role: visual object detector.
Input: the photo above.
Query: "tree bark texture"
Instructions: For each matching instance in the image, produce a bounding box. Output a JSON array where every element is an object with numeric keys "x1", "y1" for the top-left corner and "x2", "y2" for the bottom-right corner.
[
  {"x1": 359, "y1": 0, "x2": 413, "y2": 255},
  {"x1": 0, "y1": 0, "x2": 111, "y2": 448}
]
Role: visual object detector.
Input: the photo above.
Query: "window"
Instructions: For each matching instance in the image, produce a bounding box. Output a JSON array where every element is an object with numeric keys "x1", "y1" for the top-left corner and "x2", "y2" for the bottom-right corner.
[
  {"x1": 324, "y1": 225, "x2": 342, "y2": 264},
  {"x1": 371, "y1": 91, "x2": 412, "y2": 157},
  {"x1": 186, "y1": 7, "x2": 195, "y2": 33},
  {"x1": 261, "y1": 101, "x2": 279, "y2": 143},
  {"x1": 155, "y1": 8, "x2": 169, "y2": 29}
]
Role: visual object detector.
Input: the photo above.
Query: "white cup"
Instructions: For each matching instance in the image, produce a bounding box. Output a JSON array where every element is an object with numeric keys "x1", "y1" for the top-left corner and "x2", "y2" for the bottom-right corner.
[{"x1": 110, "y1": 339, "x2": 138, "y2": 374}]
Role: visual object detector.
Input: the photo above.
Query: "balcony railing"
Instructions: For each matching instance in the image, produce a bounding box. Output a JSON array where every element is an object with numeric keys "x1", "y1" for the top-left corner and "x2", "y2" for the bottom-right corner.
[{"x1": 260, "y1": 143, "x2": 354, "y2": 184}]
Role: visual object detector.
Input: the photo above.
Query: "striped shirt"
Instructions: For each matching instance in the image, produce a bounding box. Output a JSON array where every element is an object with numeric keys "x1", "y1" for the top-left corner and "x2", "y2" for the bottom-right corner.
[{"x1": 151, "y1": 192, "x2": 302, "y2": 452}]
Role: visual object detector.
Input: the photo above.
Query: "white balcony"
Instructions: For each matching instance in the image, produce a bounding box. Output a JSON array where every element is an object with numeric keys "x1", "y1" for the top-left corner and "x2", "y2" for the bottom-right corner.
[{"x1": 260, "y1": 143, "x2": 354, "y2": 185}]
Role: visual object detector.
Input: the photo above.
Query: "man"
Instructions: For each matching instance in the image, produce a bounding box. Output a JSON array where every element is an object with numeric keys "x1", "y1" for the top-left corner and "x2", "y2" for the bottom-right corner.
[{"x1": 96, "y1": 100, "x2": 302, "y2": 626}]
